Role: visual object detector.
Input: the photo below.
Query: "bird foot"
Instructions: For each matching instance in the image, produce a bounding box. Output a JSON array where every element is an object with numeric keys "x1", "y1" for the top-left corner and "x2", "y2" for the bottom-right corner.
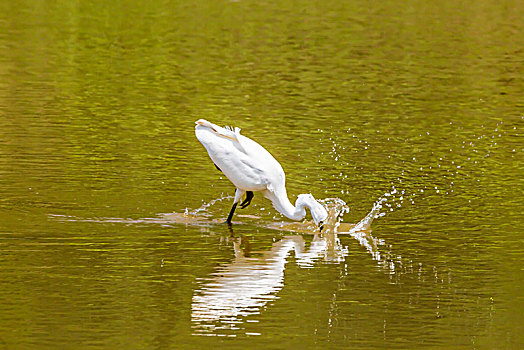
[{"x1": 240, "y1": 191, "x2": 254, "y2": 209}]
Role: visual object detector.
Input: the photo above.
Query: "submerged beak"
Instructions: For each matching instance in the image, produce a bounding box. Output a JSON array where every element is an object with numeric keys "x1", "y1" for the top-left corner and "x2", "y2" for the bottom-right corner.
[{"x1": 313, "y1": 205, "x2": 328, "y2": 231}]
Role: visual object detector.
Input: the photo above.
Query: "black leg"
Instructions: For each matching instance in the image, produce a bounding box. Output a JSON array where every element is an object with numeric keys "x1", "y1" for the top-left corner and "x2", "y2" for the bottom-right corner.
[
  {"x1": 240, "y1": 191, "x2": 254, "y2": 209},
  {"x1": 214, "y1": 163, "x2": 222, "y2": 172},
  {"x1": 226, "y1": 202, "x2": 238, "y2": 224}
]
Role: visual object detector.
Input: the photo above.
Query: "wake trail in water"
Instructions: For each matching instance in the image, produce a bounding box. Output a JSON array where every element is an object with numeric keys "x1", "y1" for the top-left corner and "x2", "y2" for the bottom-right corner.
[{"x1": 48, "y1": 187, "x2": 398, "y2": 234}]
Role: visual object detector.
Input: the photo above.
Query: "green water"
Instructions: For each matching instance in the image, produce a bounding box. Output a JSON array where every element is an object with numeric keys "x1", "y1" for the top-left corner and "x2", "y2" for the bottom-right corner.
[{"x1": 0, "y1": 0, "x2": 522, "y2": 348}]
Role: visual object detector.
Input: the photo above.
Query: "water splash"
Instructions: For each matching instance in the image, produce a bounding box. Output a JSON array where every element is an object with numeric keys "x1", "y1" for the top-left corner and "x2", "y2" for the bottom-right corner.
[
  {"x1": 187, "y1": 194, "x2": 234, "y2": 216},
  {"x1": 272, "y1": 185, "x2": 393, "y2": 235}
]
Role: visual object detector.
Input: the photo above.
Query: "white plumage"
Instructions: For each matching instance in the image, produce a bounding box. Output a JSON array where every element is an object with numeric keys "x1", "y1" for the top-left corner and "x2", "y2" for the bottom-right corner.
[{"x1": 195, "y1": 119, "x2": 328, "y2": 227}]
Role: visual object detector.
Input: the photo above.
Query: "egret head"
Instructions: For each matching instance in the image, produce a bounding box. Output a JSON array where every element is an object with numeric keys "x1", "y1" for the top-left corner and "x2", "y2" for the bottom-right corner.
[{"x1": 298, "y1": 194, "x2": 328, "y2": 228}]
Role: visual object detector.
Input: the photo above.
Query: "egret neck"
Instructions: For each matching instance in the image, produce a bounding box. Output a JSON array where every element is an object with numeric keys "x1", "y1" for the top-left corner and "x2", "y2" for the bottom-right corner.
[{"x1": 264, "y1": 190, "x2": 327, "y2": 226}]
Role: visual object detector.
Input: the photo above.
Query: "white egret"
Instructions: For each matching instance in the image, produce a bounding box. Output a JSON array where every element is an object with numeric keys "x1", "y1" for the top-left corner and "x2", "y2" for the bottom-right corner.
[{"x1": 195, "y1": 119, "x2": 328, "y2": 229}]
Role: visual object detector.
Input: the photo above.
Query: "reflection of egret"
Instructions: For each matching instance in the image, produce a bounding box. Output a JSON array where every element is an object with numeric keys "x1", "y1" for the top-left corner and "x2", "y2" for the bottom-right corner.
[
  {"x1": 191, "y1": 233, "x2": 347, "y2": 334},
  {"x1": 195, "y1": 119, "x2": 328, "y2": 227},
  {"x1": 293, "y1": 233, "x2": 348, "y2": 267},
  {"x1": 272, "y1": 198, "x2": 400, "y2": 271}
]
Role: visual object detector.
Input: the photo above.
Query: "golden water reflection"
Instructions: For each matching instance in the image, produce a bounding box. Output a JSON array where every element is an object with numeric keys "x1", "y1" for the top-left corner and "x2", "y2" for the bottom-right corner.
[{"x1": 191, "y1": 233, "x2": 345, "y2": 335}]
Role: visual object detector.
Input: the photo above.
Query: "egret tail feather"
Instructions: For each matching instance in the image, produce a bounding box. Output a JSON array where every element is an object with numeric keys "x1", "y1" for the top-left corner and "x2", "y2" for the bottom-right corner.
[{"x1": 195, "y1": 119, "x2": 246, "y2": 153}]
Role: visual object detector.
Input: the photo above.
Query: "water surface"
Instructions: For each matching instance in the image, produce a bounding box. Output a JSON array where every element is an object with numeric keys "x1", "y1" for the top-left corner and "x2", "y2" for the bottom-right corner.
[{"x1": 0, "y1": 0, "x2": 522, "y2": 348}]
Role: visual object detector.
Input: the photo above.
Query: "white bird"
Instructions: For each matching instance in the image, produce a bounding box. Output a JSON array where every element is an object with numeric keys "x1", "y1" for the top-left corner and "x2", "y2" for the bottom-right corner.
[{"x1": 195, "y1": 119, "x2": 328, "y2": 229}]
